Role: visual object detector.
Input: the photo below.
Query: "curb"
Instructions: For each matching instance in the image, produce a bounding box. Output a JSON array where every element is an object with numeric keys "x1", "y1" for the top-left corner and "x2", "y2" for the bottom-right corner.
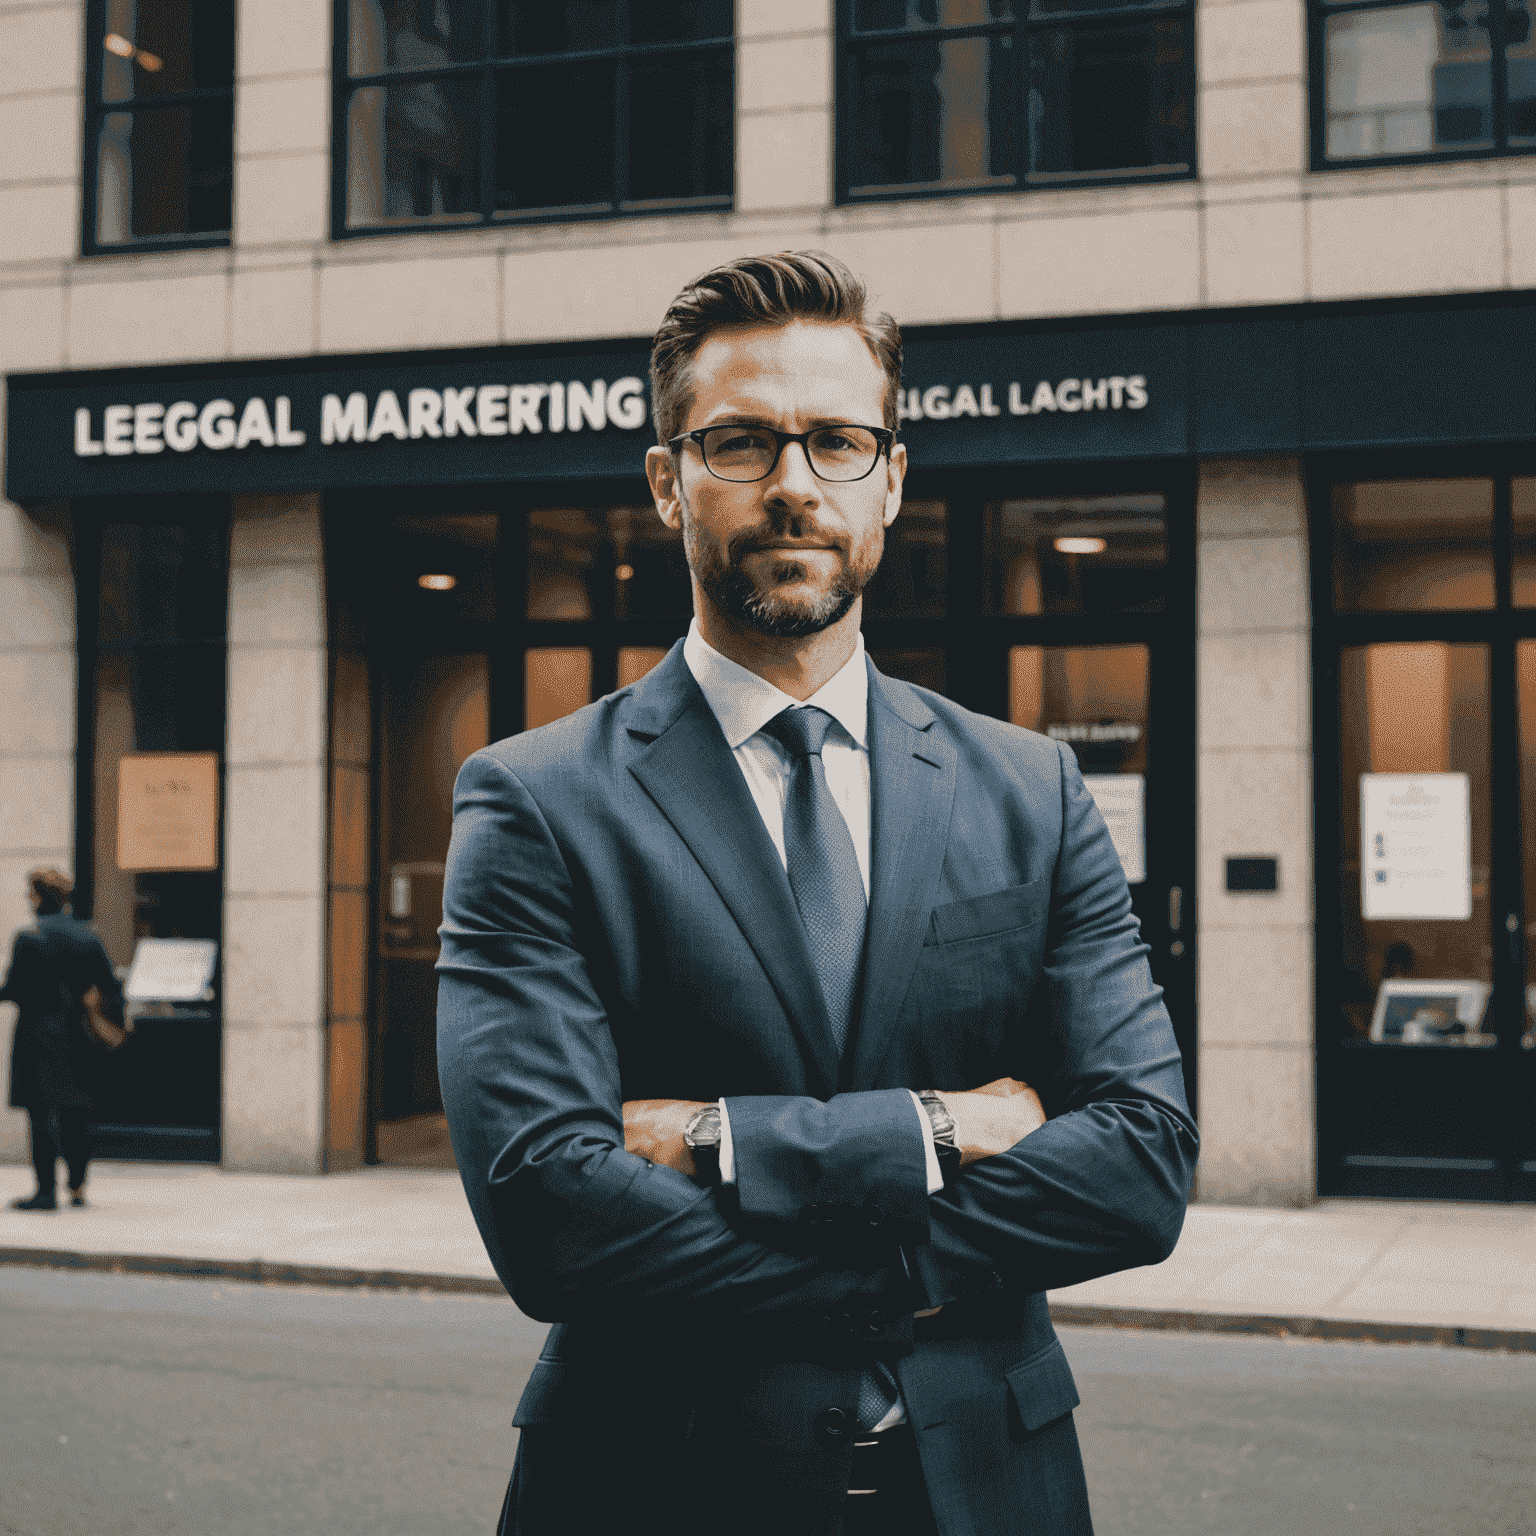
[
  {"x1": 6, "y1": 1247, "x2": 1534, "y2": 1353},
  {"x1": 0, "y1": 1245, "x2": 504, "y2": 1296}
]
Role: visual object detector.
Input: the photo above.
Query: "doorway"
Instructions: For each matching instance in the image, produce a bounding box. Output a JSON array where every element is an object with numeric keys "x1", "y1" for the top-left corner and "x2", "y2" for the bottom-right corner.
[
  {"x1": 354, "y1": 466, "x2": 1198, "y2": 1162},
  {"x1": 1315, "y1": 464, "x2": 1536, "y2": 1201}
]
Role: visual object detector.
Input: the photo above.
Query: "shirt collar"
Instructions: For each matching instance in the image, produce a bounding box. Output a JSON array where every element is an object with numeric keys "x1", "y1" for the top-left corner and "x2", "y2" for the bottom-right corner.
[{"x1": 683, "y1": 619, "x2": 869, "y2": 752}]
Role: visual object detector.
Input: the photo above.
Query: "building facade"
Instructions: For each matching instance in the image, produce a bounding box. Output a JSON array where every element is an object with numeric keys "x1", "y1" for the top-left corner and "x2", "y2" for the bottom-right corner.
[{"x1": 2, "y1": 0, "x2": 1533, "y2": 1203}]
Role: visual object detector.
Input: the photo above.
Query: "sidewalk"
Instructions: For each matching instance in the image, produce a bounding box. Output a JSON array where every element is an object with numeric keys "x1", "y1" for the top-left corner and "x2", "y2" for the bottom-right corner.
[{"x1": 3, "y1": 1161, "x2": 1534, "y2": 1350}]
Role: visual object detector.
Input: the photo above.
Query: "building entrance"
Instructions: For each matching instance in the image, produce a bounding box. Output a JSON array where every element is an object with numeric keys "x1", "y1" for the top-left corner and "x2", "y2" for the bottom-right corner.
[
  {"x1": 1316, "y1": 466, "x2": 1536, "y2": 1201},
  {"x1": 356, "y1": 466, "x2": 1198, "y2": 1163}
]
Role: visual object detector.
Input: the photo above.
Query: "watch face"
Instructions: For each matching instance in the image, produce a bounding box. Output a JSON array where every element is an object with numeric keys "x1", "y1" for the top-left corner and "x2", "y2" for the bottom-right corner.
[{"x1": 684, "y1": 1107, "x2": 721, "y2": 1148}]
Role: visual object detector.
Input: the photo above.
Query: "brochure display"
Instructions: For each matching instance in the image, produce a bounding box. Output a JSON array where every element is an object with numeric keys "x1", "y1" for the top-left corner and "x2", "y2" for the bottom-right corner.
[{"x1": 1360, "y1": 773, "x2": 1471, "y2": 921}]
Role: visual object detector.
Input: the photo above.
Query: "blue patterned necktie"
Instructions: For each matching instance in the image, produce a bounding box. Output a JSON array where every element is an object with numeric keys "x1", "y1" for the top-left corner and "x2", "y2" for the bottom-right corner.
[{"x1": 762, "y1": 706, "x2": 868, "y2": 1054}]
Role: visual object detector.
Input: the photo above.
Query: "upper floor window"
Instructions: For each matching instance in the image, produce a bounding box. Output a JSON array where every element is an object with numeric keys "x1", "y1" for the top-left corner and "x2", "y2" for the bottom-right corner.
[
  {"x1": 337, "y1": 1, "x2": 734, "y2": 234},
  {"x1": 84, "y1": 0, "x2": 235, "y2": 253},
  {"x1": 837, "y1": 0, "x2": 1195, "y2": 203},
  {"x1": 1314, "y1": 0, "x2": 1536, "y2": 165}
]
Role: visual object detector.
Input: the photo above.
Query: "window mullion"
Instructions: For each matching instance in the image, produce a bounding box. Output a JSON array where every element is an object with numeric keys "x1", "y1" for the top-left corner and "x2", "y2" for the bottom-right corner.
[
  {"x1": 1491, "y1": 0, "x2": 1512, "y2": 149},
  {"x1": 615, "y1": 0, "x2": 633, "y2": 208}
]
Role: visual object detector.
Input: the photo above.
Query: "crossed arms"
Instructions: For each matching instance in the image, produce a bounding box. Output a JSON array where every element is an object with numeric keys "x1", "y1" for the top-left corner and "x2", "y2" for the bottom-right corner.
[{"x1": 436, "y1": 745, "x2": 1198, "y2": 1330}]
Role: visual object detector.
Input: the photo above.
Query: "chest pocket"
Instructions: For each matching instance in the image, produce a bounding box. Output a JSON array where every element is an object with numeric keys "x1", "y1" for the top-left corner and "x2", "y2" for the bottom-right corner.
[{"x1": 924, "y1": 880, "x2": 1050, "y2": 948}]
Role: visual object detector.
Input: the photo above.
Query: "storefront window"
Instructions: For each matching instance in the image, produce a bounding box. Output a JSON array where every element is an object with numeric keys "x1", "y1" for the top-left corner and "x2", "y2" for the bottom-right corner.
[
  {"x1": 1331, "y1": 478, "x2": 1495, "y2": 611},
  {"x1": 1512, "y1": 476, "x2": 1536, "y2": 604},
  {"x1": 983, "y1": 495, "x2": 1167, "y2": 614},
  {"x1": 866, "y1": 500, "x2": 948, "y2": 619},
  {"x1": 526, "y1": 506, "x2": 690, "y2": 621}
]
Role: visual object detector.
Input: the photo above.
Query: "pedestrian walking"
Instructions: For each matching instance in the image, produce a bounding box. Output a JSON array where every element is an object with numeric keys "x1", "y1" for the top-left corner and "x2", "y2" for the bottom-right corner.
[
  {"x1": 438, "y1": 251, "x2": 1198, "y2": 1535},
  {"x1": 2, "y1": 867, "x2": 124, "y2": 1211}
]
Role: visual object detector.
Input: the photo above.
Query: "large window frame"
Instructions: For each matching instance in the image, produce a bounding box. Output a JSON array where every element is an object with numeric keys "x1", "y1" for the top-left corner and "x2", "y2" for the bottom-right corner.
[
  {"x1": 330, "y1": 2, "x2": 735, "y2": 239},
  {"x1": 81, "y1": 0, "x2": 234, "y2": 257},
  {"x1": 835, "y1": 0, "x2": 1198, "y2": 206},
  {"x1": 1310, "y1": 448, "x2": 1536, "y2": 1202},
  {"x1": 1309, "y1": 0, "x2": 1536, "y2": 171}
]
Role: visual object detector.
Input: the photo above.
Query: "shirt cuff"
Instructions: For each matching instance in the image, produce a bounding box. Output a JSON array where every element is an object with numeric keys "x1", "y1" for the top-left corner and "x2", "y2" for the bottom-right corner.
[
  {"x1": 717, "y1": 1096, "x2": 735, "y2": 1185},
  {"x1": 910, "y1": 1090, "x2": 945, "y2": 1194}
]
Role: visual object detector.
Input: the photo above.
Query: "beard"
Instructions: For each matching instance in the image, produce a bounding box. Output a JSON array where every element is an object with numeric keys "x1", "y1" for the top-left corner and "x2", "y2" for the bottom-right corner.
[{"x1": 683, "y1": 502, "x2": 886, "y2": 639}]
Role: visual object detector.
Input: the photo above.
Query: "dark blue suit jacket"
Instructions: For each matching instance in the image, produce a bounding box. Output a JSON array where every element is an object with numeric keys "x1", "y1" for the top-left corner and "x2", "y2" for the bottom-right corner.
[{"x1": 437, "y1": 643, "x2": 1197, "y2": 1536}]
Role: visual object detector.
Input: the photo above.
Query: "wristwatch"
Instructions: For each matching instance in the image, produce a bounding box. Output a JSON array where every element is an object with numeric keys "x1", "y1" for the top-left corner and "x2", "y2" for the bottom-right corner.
[
  {"x1": 683, "y1": 1103, "x2": 723, "y2": 1186},
  {"x1": 917, "y1": 1091, "x2": 961, "y2": 1185}
]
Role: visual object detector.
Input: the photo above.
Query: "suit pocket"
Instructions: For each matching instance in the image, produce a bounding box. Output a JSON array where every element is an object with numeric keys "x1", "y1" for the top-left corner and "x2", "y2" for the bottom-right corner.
[
  {"x1": 1004, "y1": 1339, "x2": 1080, "y2": 1434},
  {"x1": 925, "y1": 880, "x2": 1050, "y2": 947}
]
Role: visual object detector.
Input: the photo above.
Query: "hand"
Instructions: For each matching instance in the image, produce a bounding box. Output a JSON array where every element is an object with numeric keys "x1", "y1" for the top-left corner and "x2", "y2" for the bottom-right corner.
[
  {"x1": 622, "y1": 1098, "x2": 712, "y2": 1178},
  {"x1": 934, "y1": 1077, "x2": 1046, "y2": 1167}
]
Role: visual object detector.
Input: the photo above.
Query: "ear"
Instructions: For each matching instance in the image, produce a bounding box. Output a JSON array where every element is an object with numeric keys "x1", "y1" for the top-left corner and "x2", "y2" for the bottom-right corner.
[
  {"x1": 881, "y1": 440, "x2": 907, "y2": 530},
  {"x1": 646, "y1": 445, "x2": 683, "y2": 532}
]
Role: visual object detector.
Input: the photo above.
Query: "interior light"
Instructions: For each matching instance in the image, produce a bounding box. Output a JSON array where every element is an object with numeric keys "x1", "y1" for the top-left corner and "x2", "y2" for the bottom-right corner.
[
  {"x1": 615, "y1": 563, "x2": 635, "y2": 582},
  {"x1": 418, "y1": 573, "x2": 456, "y2": 591},
  {"x1": 1054, "y1": 536, "x2": 1107, "y2": 555},
  {"x1": 104, "y1": 33, "x2": 162, "y2": 69}
]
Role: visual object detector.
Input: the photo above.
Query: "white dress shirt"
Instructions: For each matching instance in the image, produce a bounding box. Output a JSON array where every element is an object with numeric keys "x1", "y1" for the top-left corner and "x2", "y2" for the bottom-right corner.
[{"x1": 679, "y1": 621, "x2": 944, "y2": 1201}]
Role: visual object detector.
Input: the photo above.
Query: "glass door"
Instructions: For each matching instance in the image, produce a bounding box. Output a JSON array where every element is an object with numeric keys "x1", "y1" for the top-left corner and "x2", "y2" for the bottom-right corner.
[{"x1": 1317, "y1": 467, "x2": 1536, "y2": 1201}]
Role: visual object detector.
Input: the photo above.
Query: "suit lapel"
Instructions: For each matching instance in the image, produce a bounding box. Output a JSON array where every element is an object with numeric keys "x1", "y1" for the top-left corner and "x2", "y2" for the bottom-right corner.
[
  {"x1": 626, "y1": 647, "x2": 842, "y2": 1097},
  {"x1": 846, "y1": 662, "x2": 956, "y2": 1091}
]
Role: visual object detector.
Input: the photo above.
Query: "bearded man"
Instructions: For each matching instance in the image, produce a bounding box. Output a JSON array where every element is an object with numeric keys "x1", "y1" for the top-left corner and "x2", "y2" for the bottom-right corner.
[{"x1": 437, "y1": 251, "x2": 1197, "y2": 1536}]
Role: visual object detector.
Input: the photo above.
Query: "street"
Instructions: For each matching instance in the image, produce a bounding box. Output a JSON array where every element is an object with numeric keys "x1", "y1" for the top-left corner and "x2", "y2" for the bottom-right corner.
[{"x1": 2, "y1": 1266, "x2": 1533, "y2": 1536}]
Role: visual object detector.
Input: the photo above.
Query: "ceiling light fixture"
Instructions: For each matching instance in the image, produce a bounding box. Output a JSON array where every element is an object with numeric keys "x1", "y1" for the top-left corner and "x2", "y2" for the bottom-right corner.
[
  {"x1": 615, "y1": 563, "x2": 634, "y2": 581},
  {"x1": 418, "y1": 573, "x2": 456, "y2": 591},
  {"x1": 1054, "y1": 536, "x2": 1107, "y2": 555},
  {"x1": 104, "y1": 33, "x2": 162, "y2": 69}
]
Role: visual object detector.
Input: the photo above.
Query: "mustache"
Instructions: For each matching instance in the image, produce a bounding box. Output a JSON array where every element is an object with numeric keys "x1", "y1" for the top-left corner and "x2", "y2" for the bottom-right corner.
[{"x1": 726, "y1": 522, "x2": 852, "y2": 562}]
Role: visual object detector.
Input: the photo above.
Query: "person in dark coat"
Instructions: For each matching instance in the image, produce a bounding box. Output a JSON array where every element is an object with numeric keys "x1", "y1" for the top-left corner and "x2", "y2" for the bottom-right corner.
[{"x1": 1, "y1": 867, "x2": 123, "y2": 1211}]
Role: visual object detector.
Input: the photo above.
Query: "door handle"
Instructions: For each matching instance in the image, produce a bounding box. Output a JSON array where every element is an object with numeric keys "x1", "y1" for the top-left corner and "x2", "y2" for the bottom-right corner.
[{"x1": 1168, "y1": 886, "x2": 1183, "y2": 934}]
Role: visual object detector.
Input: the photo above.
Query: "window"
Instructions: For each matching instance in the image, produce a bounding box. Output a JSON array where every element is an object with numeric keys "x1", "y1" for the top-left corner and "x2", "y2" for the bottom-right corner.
[
  {"x1": 1313, "y1": 0, "x2": 1536, "y2": 166},
  {"x1": 336, "y1": 1, "x2": 734, "y2": 234},
  {"x1": 83, "y1": 0, "x2": 234, "y2": 253},
  {"x1": 837, "y1": 0, "x2": 1195, "y2": 202}
]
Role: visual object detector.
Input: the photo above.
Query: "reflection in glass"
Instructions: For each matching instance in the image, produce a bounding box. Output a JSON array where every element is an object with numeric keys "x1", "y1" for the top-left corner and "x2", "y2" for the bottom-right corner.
[
  {"x1": 984, "y1": 495, "x2": 1166, "y2": 614},
  {"x1": 101, "y1": 0, "x2": 234, "y2": 100},
  {"x1": 494, "y1": 65, "x2": 614, "y2": 215},
  {"x1": 854, "y1": 0, "x2": 1011, "y2": 27},
  {"x1": 497, "y1": 0, "x2": 618, "y2": 52},
  {"x1": 1337, "y1": 642, "x2": 1494, "y2": 1045},
  {"x1": 387, "y1": 514, "x2": 499, "y2": 627},
  {"x1": 349, "y1": 0, "x2": 486, "y2": 74},
  {"x1": 851, "y1": 36, "x2": 1014, "y2": 192},
  {"x1": 1517, "y1": 642, "x2": 1536, "y2": 1048},
  {"x1": 628, "y1": 52, "x2": 735, "y2": 205},
  {"x1": 527, "y1": 508, "x2": 689, "y2": 619},
  {"x1": 347, "y1": 79, "x2": 481, "y2": 227},
  {"x1": 96, "y1": 102, "x2": 233, "y2": 243},
  {"x1": 1509, "y1": 0, "x2": 1536, "y2": 141},
  {"x1": 1332, "y1": 479, "x2": 1494, "y2": 611},
  {"x1": 1009, "y1": 645, "x2": 1148, "y2": 772},
  {"x1": 1028, "y1": 21, "x2": 1192, "y2": 177},
  {"x1": 865, "y1": 502, "x2": 948, "y2": 618},
  {"x1": 526, "y1": 648, "x2": 593, "y2": 729},
  {"x1": 1514, "y1": 478, "x2": 1536, "y2": 604},
  {"x1": 99, "y1": 523, "x2": 228, "y2": 644},
  {"x1": 1324, "y1": 2, "x2": 1493, "y2": 160}
]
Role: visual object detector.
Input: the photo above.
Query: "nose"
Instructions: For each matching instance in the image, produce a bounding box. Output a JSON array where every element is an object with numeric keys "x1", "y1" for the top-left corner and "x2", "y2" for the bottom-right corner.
[{"x1": 762, "y1": 437, "x2": 821, "y2": 506}]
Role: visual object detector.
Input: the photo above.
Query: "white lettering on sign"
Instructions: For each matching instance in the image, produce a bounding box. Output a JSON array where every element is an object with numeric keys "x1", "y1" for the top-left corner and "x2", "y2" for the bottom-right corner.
[
  {"x1": 902, "y1": 377, "x2": 1149, "y2": 424},
  {"x1": 73, "y1": 378, "x2": 650, "y2": 458}
]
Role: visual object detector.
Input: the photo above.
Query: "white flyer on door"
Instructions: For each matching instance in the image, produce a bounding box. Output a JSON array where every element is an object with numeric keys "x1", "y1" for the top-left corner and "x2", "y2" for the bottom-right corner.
[
  {"x1": 1360, "y1": 773, "x2": 1471, "y2": 920},
  {"x1": 1083, "y1": 773, "x2": 1146, "y2": 885}
]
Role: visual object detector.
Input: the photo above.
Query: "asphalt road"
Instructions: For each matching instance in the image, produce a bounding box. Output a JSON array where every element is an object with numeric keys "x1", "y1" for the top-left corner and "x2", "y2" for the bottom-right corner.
[{"x1": 2, "y1": 1266, "x2": 1534, "y2": 1536}]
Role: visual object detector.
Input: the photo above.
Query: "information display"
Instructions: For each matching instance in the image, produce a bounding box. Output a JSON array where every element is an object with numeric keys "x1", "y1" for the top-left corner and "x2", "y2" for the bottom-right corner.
[
  {"x1": 124, "y1": 938, "x2": 218, "y2": 1003},
  {"x1": 116, "y1": 752, "x2": 219, "y2": 871},
  {"x1": 1084, "y1": 773, "x2": 1146, "y2": 885},
  {"x1": 1360, "y1": 773, "x2": 1472, "y2": 921}
]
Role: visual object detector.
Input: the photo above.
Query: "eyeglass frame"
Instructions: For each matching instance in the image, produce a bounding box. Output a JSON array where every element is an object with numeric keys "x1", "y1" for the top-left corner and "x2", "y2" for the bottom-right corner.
[{"x1": 666, "y1": 423, "x2": 897, "y2": 484}]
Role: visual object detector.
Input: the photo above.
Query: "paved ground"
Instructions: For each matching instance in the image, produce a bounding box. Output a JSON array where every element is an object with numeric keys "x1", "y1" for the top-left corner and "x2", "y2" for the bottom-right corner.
[
  {"x1": 3, "y1": 1267, "x2": 1534, "y2": 1536},
  {"x1": 3, "y1": 1160, "x2": 1535, "y2": 1341}
]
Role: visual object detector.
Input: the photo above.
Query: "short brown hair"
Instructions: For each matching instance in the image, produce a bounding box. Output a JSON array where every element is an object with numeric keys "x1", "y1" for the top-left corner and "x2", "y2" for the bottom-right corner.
[
  {"x1": 28, "y1": 866, "x2": 73, "y2": 915},
  {"x1": 650, "y1": 250, "x2": 902, "y2": 447}
]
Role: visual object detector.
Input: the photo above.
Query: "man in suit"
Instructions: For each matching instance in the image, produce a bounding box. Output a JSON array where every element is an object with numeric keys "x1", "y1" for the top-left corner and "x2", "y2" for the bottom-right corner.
[{"x1": 437, "y1": 251, "x2": 1197, "y2": 1536}]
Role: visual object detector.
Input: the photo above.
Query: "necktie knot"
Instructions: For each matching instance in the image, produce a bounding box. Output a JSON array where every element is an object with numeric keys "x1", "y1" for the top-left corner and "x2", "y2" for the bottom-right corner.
[{"x1": 764, "y1": 705, "x2": 836, "y2": 760}]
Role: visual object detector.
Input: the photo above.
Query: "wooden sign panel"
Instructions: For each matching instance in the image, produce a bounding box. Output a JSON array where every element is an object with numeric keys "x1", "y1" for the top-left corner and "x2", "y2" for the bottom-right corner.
[{"x1": 117, "y1": 753, "x2": 219, "y2": 871}]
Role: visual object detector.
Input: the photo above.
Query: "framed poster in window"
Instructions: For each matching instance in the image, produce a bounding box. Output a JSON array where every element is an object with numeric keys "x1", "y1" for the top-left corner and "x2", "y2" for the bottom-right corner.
[{"x1": 116, "y1": 752, "x2": 219, "y2": 871}]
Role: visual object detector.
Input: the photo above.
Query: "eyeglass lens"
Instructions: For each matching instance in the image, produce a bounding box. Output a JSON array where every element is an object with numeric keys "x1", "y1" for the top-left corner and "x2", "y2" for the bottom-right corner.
[{"x1": 700, "y1": 426, "x2": 883, "y2": 483}]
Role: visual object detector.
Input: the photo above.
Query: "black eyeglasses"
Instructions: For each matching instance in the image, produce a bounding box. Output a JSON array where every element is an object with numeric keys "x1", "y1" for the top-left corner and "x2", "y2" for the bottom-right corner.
[{"x1": 668, "y1": 424, "x2": 895, "y2": 484}]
